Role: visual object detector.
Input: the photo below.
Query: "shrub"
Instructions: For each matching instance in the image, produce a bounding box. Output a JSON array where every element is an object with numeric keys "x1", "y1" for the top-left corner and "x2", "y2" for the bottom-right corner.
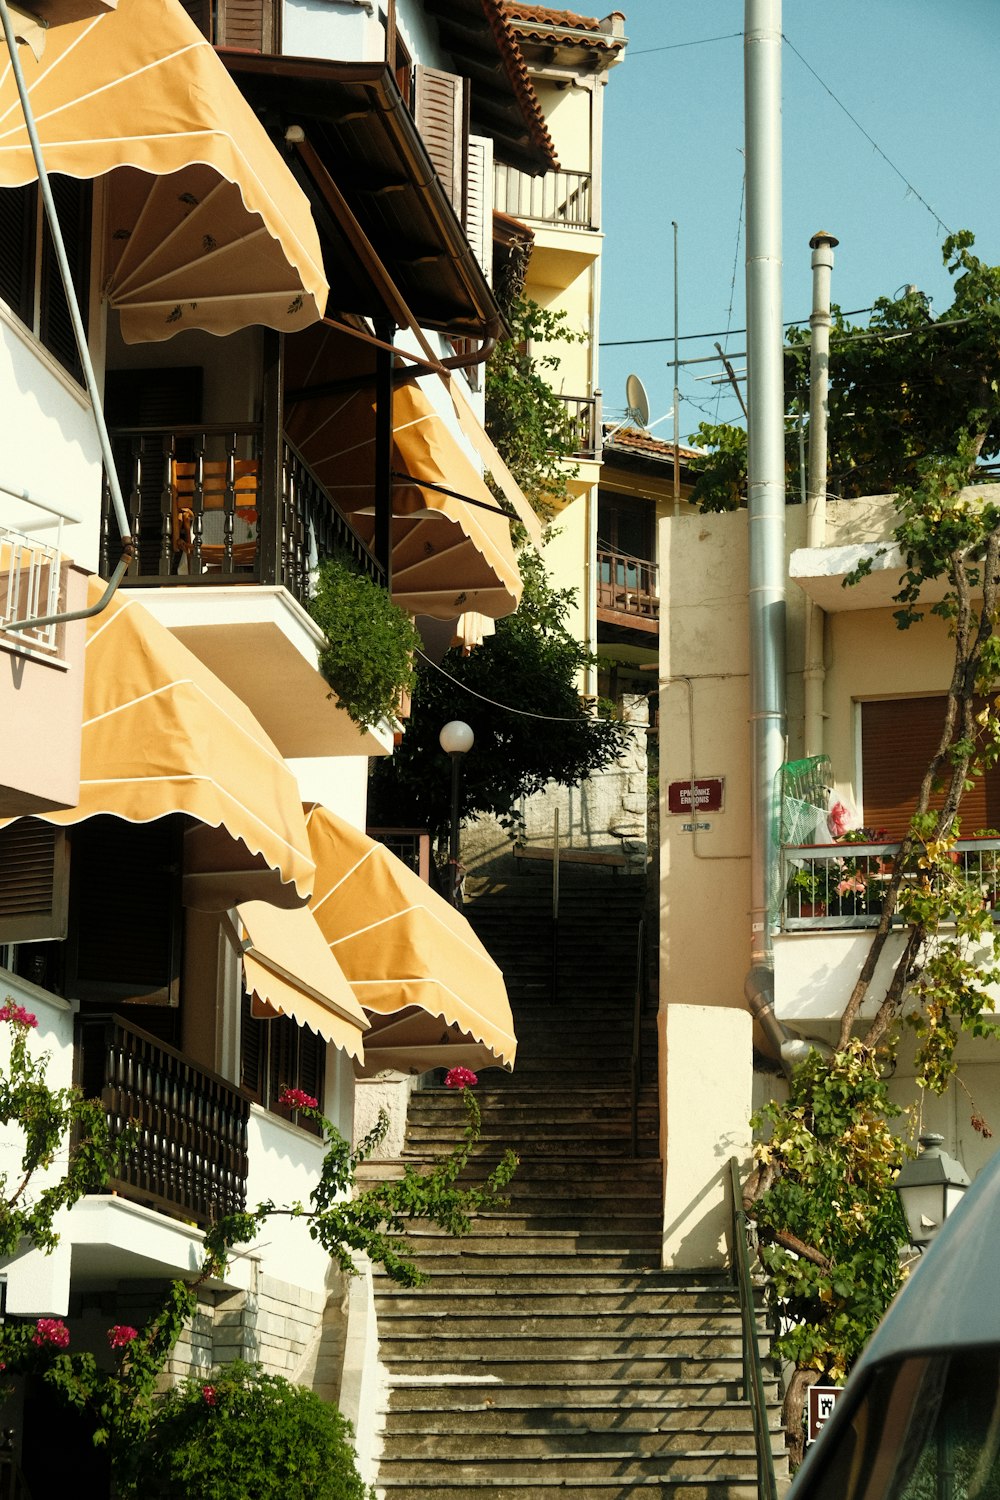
[{"x1": 309, "y1": 554, "x2": 419, "y2": 732}]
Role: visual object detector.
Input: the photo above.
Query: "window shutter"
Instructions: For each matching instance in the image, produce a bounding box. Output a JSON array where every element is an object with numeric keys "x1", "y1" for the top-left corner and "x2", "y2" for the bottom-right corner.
[
  {"x1": 39, "y1": 175, "x2": 91, "y2": 383},
  {"x1": 466, "y1": 134, "x2": 493, "y2": 282},
  {"x1": 413, "y1": 66, "x2": 468, "y2": 218},
  {"x1": 268, "y1": 1016, "x2": 296, "y2": 1117},
  {"x1": 240, "y1": 989, "x2": 265, "y2": 1103},
  {"x1": 861, "y1": 697, "x2": 996, "y2": 839},
  {"x1": 216, "y1": 0, "x2": 277, "y2": 52},
  {"x1": 176, "y1": 0, "x2": 212, "y2": 36},
  {"x1": 0, "y1": 821, "x2": 69, "y2": 943},
  {"x1": 0, "y1": 183, "x2": 36, "y2": 326},
  {"x1": 69, "y1": 815, "x2": 183, "y2": 1005}
]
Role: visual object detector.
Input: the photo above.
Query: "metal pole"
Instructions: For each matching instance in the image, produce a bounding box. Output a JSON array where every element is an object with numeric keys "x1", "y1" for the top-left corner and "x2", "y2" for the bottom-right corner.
[
  {"x1": 448, "y1": 752, "x2": 462, "y2": 907},
  {"x1": 803, "y1": 231, "x2": 838, "y2": 758},
  {"x1": 672, "y1": 220, "x2": 681, "y2": 513},
  {"x1": 743, "y1": 0, "x2": 788, "y2": 1057}
]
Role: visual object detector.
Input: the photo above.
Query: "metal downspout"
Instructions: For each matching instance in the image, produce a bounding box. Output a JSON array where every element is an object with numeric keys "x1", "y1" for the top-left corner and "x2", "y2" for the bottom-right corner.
[
  {"x1": 803, "y1": 231, "x2": 837, "y2": 758},
  {"x1": 743, "y1": 0, "x2": 789, "y2": 1060},
  {"x1": 0, "y1": 0, "x2": 134, "y2": 633}
]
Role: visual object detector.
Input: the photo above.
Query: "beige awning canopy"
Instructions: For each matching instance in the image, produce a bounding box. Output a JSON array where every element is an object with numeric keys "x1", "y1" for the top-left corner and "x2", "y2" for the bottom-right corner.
[
  {"x1": 239, "y1": 900, "x2": 368, "y2": 1061},
  {"x1": 0, "y1": 0, "x2": 328, "y2": 342},
  {"x1": 5, "y1": 583, "x2": 315, "y2": 907},
  {"x1": 285, "y1": 344, "x2": 522, "y2": 621},
  {"x1": 305, "y1": 804, "x2": 516, "y2": 1076}
]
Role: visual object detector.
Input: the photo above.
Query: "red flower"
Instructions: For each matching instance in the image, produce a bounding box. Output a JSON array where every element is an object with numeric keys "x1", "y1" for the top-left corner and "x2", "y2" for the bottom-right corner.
[
  {"x1": 33, "y1": 1318, "x2": 69, "y2": 1349},
  {"x1": 107, "y1": 1325, "x2": 138, "y2": 1350},
  {"x1": 202, "y1": 1385, "x2": 218, "y2": 1406},
  {"x1": 0, "y1": 1004, "x2": 37, "y2": 1029},
  {"x1": 444, "y1": 1067, "x2": 478, "y2": 1090},
  {"x1": 277, "y1": 1087, "x2": 318, "y2": 1111}
]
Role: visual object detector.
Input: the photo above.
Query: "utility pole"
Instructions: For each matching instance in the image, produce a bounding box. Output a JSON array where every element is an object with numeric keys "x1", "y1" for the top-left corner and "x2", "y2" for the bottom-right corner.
[{"x1": 804, "y1": 230, "x2": 838, "y2": 758}]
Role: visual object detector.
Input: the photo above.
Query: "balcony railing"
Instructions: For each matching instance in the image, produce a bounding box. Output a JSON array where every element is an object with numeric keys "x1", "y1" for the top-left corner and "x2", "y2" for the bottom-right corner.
[
  {"x1": 0, "y1": 526, "x2": 64, "y2": 658},
  {"x1": 781, "y1": 838, "x2": 1000, "y2": 930},
  {"x1": 101, "y1": 423, "x2": 383, "y2": 606},
  {"x1": 557, "y1": 394, "x2": 602, "y2": 460},
  {"x1": 368, "y1": 828, "x2": 432, "y2": 882},
  {"x1": 77, "y1": 1013, "x2": 249, "y2": 1227},
  {"x1": 596, "y1": 546, "x2": 659, "y2": 624},
  {"x1": 493, "y1": 163, "x2": 594, "y2": 228}
]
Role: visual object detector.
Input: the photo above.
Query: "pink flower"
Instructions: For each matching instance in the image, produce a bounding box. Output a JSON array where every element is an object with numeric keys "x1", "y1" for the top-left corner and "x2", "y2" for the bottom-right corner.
[
  {"x1": 836, "y1": 873, "x2": 868, "y2": 897},
  {"x1": 33, "y1": 1318, "x2": 69, "y2": 1349},
  {"x1": 0, "y1": 1004, "x2": 37, "y2": 1029},
  {"x1": 107, "y1": 1325, "x2": 138, "y2": 1350},
  {"x1": 444, "y1": 1067, "x2": 478, "y2": 1090},
  {"x1": 202, "y1": 1385, "x2": 217, "y2": 1406},
  {"x1": 277, "y1": 1087, "x2": 318, "y2": 1111}
]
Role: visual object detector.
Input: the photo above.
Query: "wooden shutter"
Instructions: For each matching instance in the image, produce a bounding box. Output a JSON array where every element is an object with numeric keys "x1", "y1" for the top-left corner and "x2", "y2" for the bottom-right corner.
[
  {"x1": 69, "y1": 815, "x2": 183, "y2": 1005},
  {"x1": 217, "y1": 0, "x2": 278, "y2": 52},
  {"x1": 240, "y1": 988, "x2": 266, "y2": 1103},
  {"x1": 39, "y1": 175, "x2": 91, "y2": 383},
  {"x1": 268, "y1": 1015, "x2": 297, "y2": 1117},
  {"x1": 466, "y1": 134, "x2": 493, "y2": 282},
  {"x1": 413, "y1": 66, "x2": 468, "y2": 218},
  {"x1": 176, "y1": 0, "x2": 212, "y2": 36},
  {"x1": 297, "y1": 1026, "x2": 325, "y2": 1129},
  {"x1": 0, "y1": 821, "x2": 69, "y2": 943},
  {"x1": 861, "y1": 697, "x2": 1000, "y2": 839},
  {"x1": 0, "y1": 183, "x2": 36, "y2": 327}
]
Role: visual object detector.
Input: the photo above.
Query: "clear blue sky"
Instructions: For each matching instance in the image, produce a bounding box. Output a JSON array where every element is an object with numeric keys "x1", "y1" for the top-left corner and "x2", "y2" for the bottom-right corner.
[{"x1": 597, "y1": 1, "x2": 1000, "y2": 445}]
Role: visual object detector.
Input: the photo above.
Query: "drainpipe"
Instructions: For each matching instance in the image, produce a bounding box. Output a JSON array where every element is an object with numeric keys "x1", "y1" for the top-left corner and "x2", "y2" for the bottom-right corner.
[
  {"x1": 743, "y1": 0, "x2": 789, "y2": 1060},
  {"x1": 803, "y1": 231, "x2": 838, "y2": 759}
]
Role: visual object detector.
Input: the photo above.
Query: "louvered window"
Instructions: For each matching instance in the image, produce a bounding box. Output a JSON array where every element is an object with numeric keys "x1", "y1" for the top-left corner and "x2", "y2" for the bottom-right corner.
[
  {"x1": 413, "y1": 65, "x2": 468, "y2": 219},
  {"x1": 466, "y1": 134, "x2": 493, "y2": 283},
  {"x1": 0, "y1": 176, "x2": 90, "y2": 383},
  {"x1": 0, "y1": 821, "x2": 69, "y2": 944},
  {"x1": 239, "y1": 989, "x2": 324, "y2": 1134},
  {"x1": 176, "y1": 0, "x2": 278, "y2": 50},
  {"x1": 861, "y1": 697, "x2": 1000, "y2": 840}
]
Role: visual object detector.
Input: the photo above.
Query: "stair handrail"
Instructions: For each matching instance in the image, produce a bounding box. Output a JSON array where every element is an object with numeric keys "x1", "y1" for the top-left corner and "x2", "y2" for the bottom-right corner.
[
  {"x1": 728, "y1": 1156, "x2": 779, "y2": 1500},
  {"x1": 630, "y1": 916, "x2": 646, "y2": 1157}
]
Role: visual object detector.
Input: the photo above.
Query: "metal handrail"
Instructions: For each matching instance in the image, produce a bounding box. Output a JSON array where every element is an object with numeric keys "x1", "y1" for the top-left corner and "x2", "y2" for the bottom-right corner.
[
  {"x1": 630, "y1": 917, "x2": 646, "y2": 1158},
  {"x1": 728, "y1": 1157, "x2": 779, "y2": 1500}
]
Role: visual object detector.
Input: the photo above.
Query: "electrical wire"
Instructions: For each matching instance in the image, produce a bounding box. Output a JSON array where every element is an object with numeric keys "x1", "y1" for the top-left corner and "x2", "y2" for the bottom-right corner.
[
  {"x1": 628, "y1": 31, "x2": 744, "y2": 58},
  {"x1": 715, "y1": 162, "x2": 746, "y2": 422},
  {"x1": 600, "y1": 307, "x2": 874, "y2": 349},
  {"x1": 416, "y1": 649, "x2": 615, "y2": 725}
]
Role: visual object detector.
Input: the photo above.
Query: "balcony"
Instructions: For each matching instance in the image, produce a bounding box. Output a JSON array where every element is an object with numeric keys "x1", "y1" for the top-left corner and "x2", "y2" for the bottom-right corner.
[
  {"x1": 493, "y1": 163, "x2": 594, "y2": 229},
  {"x1": 557, "y1": 394, "x2": 603, "y2": 460},
  {"x1": 101, "y1": 422, "x2": 382, "y2": 602},
  {"x1": 77, "y1": 1012, "x2": 249, "y2": 1228},
  {"x1": 596, "y1": 546, "x2": 659, "y2": 634}
]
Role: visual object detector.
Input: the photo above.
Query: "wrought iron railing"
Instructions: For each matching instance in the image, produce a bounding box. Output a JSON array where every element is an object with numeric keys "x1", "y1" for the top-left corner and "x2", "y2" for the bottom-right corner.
[
  {"x1": 493, "y1": 163, "x2": 594, "y2": 228},
  {"x1": 77, "y1": 1013, "x2": 249, "y2": 1227},
  {"x1": 367, "y1": 828, "x2": 432, "y2": 883},
  {"x1": 596, "y1": 545, "x2": 659, "y2": 622},
  {"x1": 728, "y1": 1158, "x2": 779, "y2": 1500},
  {"x1": 781, "y1": 837, "x2": 1000, "y2": 929},
  {"x1": 101, "y1": 423, "x2": 382, "y2": 606},
  {"x1": 557, "y1": 393, "x2": 602, "y2": 459}
]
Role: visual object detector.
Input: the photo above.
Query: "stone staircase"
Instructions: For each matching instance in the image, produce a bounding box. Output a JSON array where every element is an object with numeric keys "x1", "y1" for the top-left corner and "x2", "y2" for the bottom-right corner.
[{"x1": 370, "y1": 876, "x2": 785, "y2": 1499}]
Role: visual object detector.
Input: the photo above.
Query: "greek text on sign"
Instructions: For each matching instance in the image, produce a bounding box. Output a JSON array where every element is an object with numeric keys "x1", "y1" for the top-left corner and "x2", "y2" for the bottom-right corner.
[
  {"x1": 807, "y1": 1385, "x2": 842, "y2": 1444},
  {"x1": 667, "y1": 778, "x2": 725, "y2": 815}
]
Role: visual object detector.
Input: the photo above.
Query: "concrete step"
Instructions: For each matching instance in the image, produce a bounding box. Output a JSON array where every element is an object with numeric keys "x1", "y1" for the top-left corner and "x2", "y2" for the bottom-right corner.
[
  {"x1": 381, "y1": 1427, "x2": 780, "y2": 1458},
  {"x1": 374, "y1": 1288, "x2": 752, "y2": 1314},
  {"x1": 390, "y1": 1231, "x2": 664, "y2": 1256},
  {"x1": 376, "y1": 1482, "x2": 761, "y2": 1500},
  {"x1": 383, "y1": 1380, "x2": 779, "y2": 1413},
  {"x1": 378, "y1": 1332, "x2": 747, "y2": 1361},
  {"x1": 373, "y1": 1310, "x2": 757, "y2": 1337},
  {"x1": 377, "y1": 1353, "x2": 750, "y2": 1382},
  {"x1": 375, "y1": 1454, "x2": 763, "y2": 1483},
  {"x1": 381, "y1": 1403, "x2": 779, "y2": 1436}
]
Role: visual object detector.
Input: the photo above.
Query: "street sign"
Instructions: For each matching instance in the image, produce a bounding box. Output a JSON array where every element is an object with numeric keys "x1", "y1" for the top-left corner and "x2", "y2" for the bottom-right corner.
[
  {"x1": 807, "y1": 1385, "x2": 842, "y2": 1445},
  {"x1": 667, "y1": 777, "x2": 725, "y2": 815}
]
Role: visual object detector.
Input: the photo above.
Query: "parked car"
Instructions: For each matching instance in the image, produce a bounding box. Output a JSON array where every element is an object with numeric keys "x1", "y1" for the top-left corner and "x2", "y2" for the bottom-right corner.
[{"x1": 788, "y1": 1145, "x2": 1000, "y2": 1500}]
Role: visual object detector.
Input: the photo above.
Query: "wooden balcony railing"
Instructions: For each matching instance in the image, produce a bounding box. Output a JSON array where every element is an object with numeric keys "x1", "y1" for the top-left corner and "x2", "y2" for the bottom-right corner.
[
  {"x1": 101, "y1": 423, "x2": 383, "y2": 606},
  {"x1": 77, "y1": 1013, "x2": 249, "y2": 1227},
  {"x1": 596, "y1": 546, "x2": 659, "y2": 626},
  {"x1": 493, "y1": 163, "x2": 594, "y2": 229},
  {"x1": 557, "y1": 394, "x2": 602, "y2": 460}
]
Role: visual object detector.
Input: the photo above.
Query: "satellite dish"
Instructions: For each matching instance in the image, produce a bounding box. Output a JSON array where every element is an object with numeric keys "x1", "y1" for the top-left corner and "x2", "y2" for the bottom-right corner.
[{"x1": 625, "y1": 373, "x2": 650, "y2": 429}]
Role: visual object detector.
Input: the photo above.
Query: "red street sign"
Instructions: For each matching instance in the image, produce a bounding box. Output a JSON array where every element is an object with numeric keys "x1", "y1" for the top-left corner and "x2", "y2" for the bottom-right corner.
[
  {"x1": 807, "y1": 1385, "x2": 842, "y2": 1444},
  {"x1": 667, "y1": 778, "x2": 725, "y2": 815}
]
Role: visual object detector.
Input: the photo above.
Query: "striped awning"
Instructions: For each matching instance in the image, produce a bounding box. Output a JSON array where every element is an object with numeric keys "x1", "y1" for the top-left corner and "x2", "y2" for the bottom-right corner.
[
  {"x1": 285, "y1": 358, "x2": 522, "y2": 621},
  {"x1": 2, "y1": 583, "x2": 314, "y2": 906},
  {"x1": 0, "y1": 0, "x2": 327, "y2": 342},
  {"x1": 239, "y1": 900, "x2": 367, "y2": 1061},
  {"x1": 305, "y1": 803, "x2": 516, "y2": 1075}
]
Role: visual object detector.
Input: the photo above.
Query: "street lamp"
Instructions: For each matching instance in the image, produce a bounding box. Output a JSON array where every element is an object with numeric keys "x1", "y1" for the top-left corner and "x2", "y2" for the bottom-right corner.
[
  {"x1": 439, "y1": 720, "x2": 473, "y2": 907},
  {"x1": 894, "y1": 1133, "x2": 970, "y2": 1251}
]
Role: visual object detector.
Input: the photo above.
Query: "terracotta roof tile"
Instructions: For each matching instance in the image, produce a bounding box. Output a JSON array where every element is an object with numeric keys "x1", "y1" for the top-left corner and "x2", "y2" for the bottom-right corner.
[
  {"x1": 604, "y1": 425, "x2": 703, "y2": 463},
  {"x1": 482, "y1": 0, "x2": 559, "y2": 171},
  {"x1": 502, "y1": 4, "x2": 627, "y2": 51}
]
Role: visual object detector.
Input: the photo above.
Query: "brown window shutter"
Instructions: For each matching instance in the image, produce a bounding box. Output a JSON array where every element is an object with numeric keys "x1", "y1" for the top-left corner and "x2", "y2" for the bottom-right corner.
[
  {"x1": 861, "y1": 697, "x2": 997, "y2": 839},
  {"x1": 0, "y1": 182, "x2": 36, "y2": 327},
  {"x1": 0, "y1": 821, "x2": 69, "y2": 943},
  {"x1": 175, "y1": 0, "x2": 212, "y2": 35},
  {"x1": 240, "y1": 988, "x2": 266, "y2": 1103},
  {"x1": 39, "y1": 174, "x2": 91, "y2": 383},
  {"x1": 413, "y1": 65, "x2": 468, "y2": 218},
  {"x1": 216, "y1": 0, "x2": 278, "y2": 52}
]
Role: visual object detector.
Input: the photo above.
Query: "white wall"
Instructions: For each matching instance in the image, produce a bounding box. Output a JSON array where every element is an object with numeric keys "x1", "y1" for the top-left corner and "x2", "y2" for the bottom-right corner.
[{"x1": 282, "y1": 0, "x2": 380, "y2": 60}]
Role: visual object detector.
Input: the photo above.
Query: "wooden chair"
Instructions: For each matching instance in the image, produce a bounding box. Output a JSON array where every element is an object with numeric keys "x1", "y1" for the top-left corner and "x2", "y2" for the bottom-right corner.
[{"x1": 171, "y1": 458, "x2": 259, "y2": 571}]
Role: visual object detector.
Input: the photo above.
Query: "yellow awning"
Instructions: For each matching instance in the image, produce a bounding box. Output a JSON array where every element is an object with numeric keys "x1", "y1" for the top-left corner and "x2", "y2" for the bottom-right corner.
[
  {"x1": 305, "y1": 803, "x2": 516, "y2": 1075},
  {"x1": 239, "y1": 900, "x2": 368, "y2": 1061},
  {"x1": 285, "y1": 357, "x2": 522, "y2": 621},
  {"x1": 0, "y1": 0, "x2": 328, "y2": 342},
  {"x1": 4, "y1": 583, "x2": 314, "y2": 906}
]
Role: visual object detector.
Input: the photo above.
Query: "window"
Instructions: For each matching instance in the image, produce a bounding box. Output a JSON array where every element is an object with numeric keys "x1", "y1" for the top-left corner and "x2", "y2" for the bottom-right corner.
[
  {"x1": 860, "y1": 696, "x2": 1000, "y2": 840},
  {"x1": 240, "y1": 991, "x2": 325, "y2": 1134},
  {"x1": 0, "y1": 175, "x2": 91, "y2": 382}
]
